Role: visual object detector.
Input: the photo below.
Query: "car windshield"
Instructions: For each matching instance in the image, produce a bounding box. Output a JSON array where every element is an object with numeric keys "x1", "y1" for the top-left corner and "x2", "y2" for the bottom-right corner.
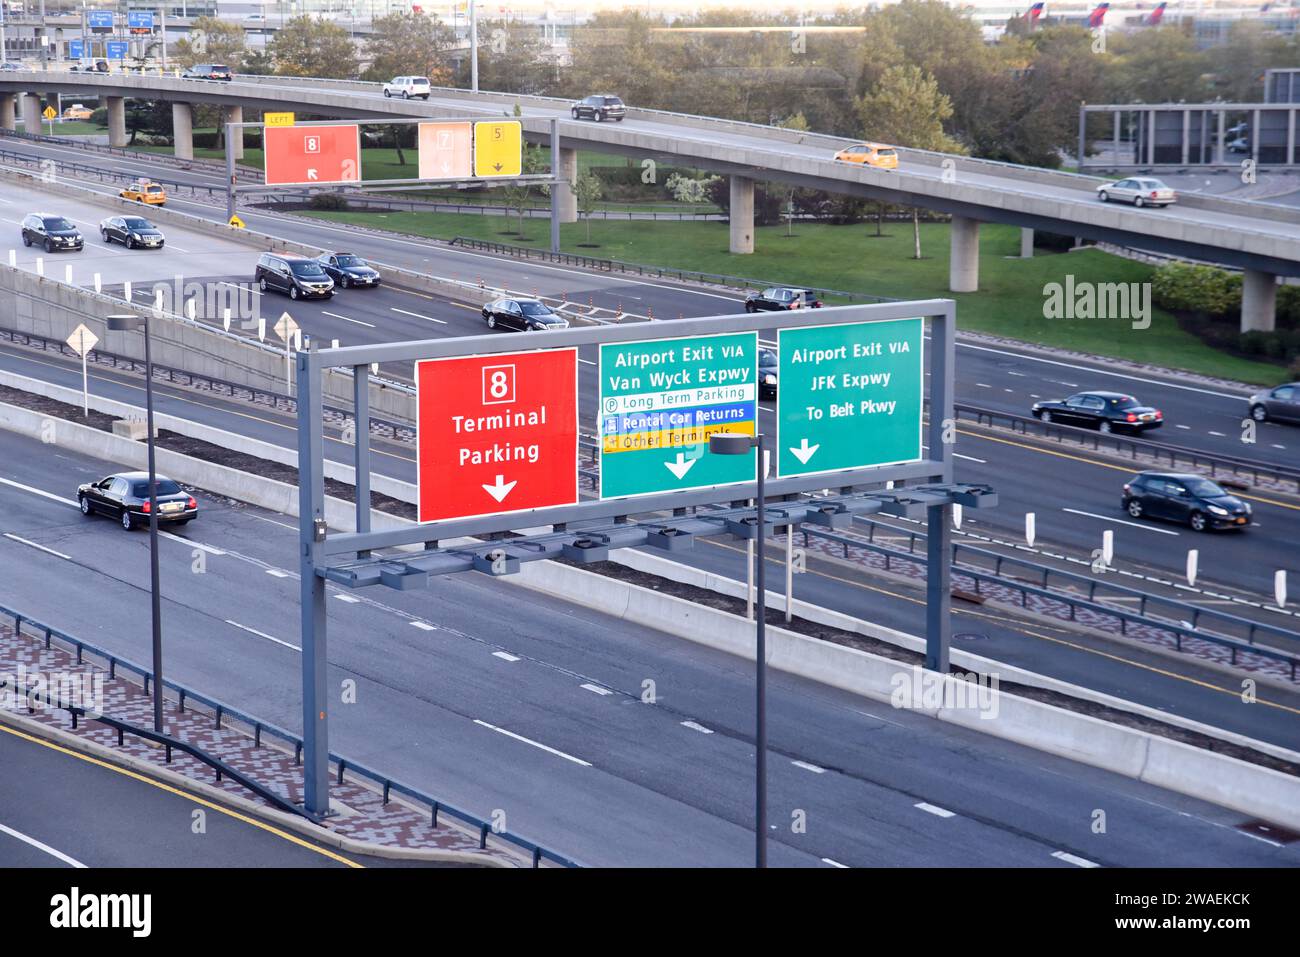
[
  {"x1": 411, "y1": 78, "x2": 429, "y2": 85},
  {"x1": 290, "y1": 262, "x2": 327, "y2": 277},
  {"x1": 759, "y1": 349, "x2": 778, "y2": 369},
  {"x1": 1183, "y1": 477, "x2": 1225, "y2": 498},
  {"x1": 336, "y1": 255, "x2": 363, "y2": 267},
  {"x1": 602, "y1": 97, "x2": 622, "y2": 105},
  {"x1": 145, "y1": 185, "x2": 163, "y2": 193},
  {"x1": 877, "y1": 149, "x2": 896, "y2": 157},
  {"x1": 43, "y1": 218, "x2": 73, "y2": 230},
  {"x1": 1108, "y1": 396, "x2": 1140, "y2": 409},
  {"x1": 123, "y1": 217, "x2": 151, "y2": 229},
  {"x1": 519, "y1": 302, "x2": 552, "y2": 316},
  {"x1": 131, "y1": 479, "x2": 182, "y2": 496}
]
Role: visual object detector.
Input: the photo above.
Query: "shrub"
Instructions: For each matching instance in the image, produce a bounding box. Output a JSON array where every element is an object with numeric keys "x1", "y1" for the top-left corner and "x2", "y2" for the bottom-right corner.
[
  {"x1": 1277, "y1": 285, "x2": 1300, "y2": 330},
  {"x1": 1151, "y1": 262, "x2": 1242, "y2": 318},
  {"x1": 308, "y1": 193, "x2": 350, "y2": 211}
]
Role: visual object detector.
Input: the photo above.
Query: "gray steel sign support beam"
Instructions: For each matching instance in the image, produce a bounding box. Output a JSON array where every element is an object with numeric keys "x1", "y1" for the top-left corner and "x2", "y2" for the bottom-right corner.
[
  {"x1": 550, "y1": 117, "x2": 561, "y2": 255},
  {"x1": 225, "y1": 121, "x2": 236, "y2": 224},
  {"x1": 924, "y1": 305, "x2": 955, "y2": 672}
]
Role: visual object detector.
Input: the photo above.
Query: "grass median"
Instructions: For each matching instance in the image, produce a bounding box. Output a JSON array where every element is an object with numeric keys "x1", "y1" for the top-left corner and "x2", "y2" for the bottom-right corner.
[{"x1": 293, "y1": 209, "x2": 1283, "y2": 386}]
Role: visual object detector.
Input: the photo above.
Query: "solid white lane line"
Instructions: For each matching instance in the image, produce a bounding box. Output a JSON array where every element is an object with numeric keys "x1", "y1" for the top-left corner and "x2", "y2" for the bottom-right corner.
[
  {"x1": 245, "y1": 514, "x2": 297, "y2": 530},
  {"x1": 224, "y1": 619, "x2": 300, "y2": 651},
  {"x1": 914, "y1": 802, "x2": 956, "y2": 818},
  {"x1": 158, "y1": 531, "x2": 225, "y2": 555},
  {"x1": 410, "y1": 621, "x2": 437, "y2": 631},
  {"x1": 265, "y1": 568, "x2": 291, "y2": 578},
  {"x1": 0, "y1": 822, "x2": 87, "y2": 868},
  {"x1": 1051, "y1": 850, "x2": 1100, "y2": 868},
  {"x1": 953, "y1": 453, "x2": 987, "y2": 463},
  {"x1": 390, "y1": 307, "x2": 447, "y2": 324},
  {"x1": 2, "y1": 533, "x2": 71, "y2": 561},
  {"x1": 0, "y1": 476, "x2": 77, "y2": 507},
  {"x1": 472, "y1": 719, "x2": 592, "y2": 767},
  {"x1": 821, "y1": 857, "x2": 849, "y2": 868},
  {"x1": 580, "y1": 683, "x2": 612, "y2": 695},
  {"x1": 792, "y1": 760, "x2": 825, "y2": 774},
  {"x1": 323, "y1": 310, "x2": 375, "y2": 327},
  {"x1": 578, "y1": 358, "x2": 596, "y2": 366},
  {"x1": 332, "y1": 594, "x2": 361, "y2": 603},
  {"x1": 681, "y1": 720, "x2": 713, "y2": 734},
  {"x1": 220, "y1": 281, "x2": 262, "y2": 296},
  {"x1": 492, "y1": 651, "x2": 521, "y2": 662},
  {"x1": 1061, "y1": 507, "x2": 1180, "y2": 535}
]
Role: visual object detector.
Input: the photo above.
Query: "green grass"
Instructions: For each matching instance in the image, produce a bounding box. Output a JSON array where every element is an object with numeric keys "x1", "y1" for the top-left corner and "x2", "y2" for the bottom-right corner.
[
  {"x1": 295, "y1": 209, "x2": 1284, "y2": 385},
  {"x1": 46, "y1": 120, "x2": 108, "y2": 136}
]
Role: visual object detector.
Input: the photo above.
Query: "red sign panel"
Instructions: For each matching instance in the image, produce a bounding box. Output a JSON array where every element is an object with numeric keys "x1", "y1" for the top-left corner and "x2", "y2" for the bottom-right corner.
[
  {"x1": 416, "y1": 348, "x2": 579, "y2": 523},
  {"x1": 264, "y1": 124, "x2": 361, "y2": 187}
]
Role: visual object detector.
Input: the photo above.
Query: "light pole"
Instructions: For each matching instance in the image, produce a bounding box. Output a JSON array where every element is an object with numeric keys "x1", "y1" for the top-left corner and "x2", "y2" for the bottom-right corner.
[
  {"x1": 708, "y1": 430, "x2": 767, "y2": 868},
  {"x1": 469, "y1": 0, "x2": 478, "y2": 92},
  {"x1": 106, "y1": 313, "x2": 166, "y2": 734}
]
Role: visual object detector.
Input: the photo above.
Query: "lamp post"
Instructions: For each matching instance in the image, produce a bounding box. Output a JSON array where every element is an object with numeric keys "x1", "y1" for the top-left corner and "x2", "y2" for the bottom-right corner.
[
  {"x1": 708, "y1": 431, "x2": 767, "y2": 868},
  {"x1": 106, "y1": 313, "x2": 165, "y2": 734}
]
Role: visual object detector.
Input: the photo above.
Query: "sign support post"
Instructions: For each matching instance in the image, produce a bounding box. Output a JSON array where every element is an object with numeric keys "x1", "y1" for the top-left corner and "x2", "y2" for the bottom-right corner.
[
  {"x1": 925, "y1": 308, "x2": 956, "y2": 672},
  {"x1": 550, "y1": 117, "x2": 561, "y2": 255},
  {"x1": 225, "y1": 121, "x2": 236, "y2": 223}
]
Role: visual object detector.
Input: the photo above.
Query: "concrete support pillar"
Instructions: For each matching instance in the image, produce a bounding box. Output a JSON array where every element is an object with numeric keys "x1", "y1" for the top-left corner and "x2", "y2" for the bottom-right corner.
[
  {"x1": 171, "y1": 101, "x2": 193, "y2": 160},
  {"x1": 225, "y1": 103, "x2": 243, "y2": 160},
  {"x1": 20, "y1": 93, "x2": 41, "y2": 133},
  {"x1": 949, "y1": 216, "x2": 980, "y2": 293},
  {"x1": 106, "y1": 96, "x2": 127, "y2": 147},
  {"x1": 0, "y1": 94, "x2": 14, "y2": 132},
  {"x1": 1241, "y1": 269, "x2": 1278, "y2": 333},
  {"x1": 556, "y1": 146, "x2": 577, "y2": 224},
  {"x1": 729, "y1": 175, "x2": 754, "y2": 254},
  {"x1": 1019, "y1": 228, "x2": 1034, "y2": 259}
]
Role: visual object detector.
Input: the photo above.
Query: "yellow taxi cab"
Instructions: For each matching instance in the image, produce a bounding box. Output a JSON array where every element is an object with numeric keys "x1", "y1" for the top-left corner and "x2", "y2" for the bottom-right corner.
[
  {"x1": 120, "y1": 180, "x2": 167, "y2": 206},
  {"x1": 62, "y1": 104, "x2": 94, "y2": 120},
  {"x1": 833, "y1": 142, "x2": 899, "y2": 170}
]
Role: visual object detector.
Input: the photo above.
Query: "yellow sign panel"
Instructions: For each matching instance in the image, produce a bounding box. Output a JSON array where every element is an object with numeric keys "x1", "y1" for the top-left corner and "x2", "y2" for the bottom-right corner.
[
  {"x1": 473, "y1": 120, "x2": 522, "y2": 177},
  {"x1": 264, "y1": 112, "x2": 296, "y2": 127},
  {"x1": 228, "y1": 214, "x2": 245, "y2": 229},
  {"x1": 42, "y1": 106, "x2": 57, "y2": 120}
]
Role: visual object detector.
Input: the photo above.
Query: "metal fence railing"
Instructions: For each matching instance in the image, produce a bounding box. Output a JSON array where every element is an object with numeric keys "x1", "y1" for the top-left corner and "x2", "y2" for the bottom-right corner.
[
  {"x1": 955, "y1": 403, "x2": 1300, "y2": 492},
  {"x1": 803, "y1": 518, "x2": 1299, "y2": 678},
  {"x1": 1, "y1": 603, "x2": 579, "y2": 867},
  {"x1": 0, "y1": 127, "x2": 261, "y2": 176}
]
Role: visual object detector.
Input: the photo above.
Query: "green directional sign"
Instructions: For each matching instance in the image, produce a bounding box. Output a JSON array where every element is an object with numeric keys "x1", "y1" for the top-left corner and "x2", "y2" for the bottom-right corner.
[
  {"x1": 599, "y1": 331, "x2": 759, "y2": 499},
  {"x1": 777, "y1": 318, "x2": 924, "y2": 477}
]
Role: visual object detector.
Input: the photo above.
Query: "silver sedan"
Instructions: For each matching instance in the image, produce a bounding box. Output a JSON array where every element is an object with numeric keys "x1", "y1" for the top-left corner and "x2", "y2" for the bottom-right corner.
[{"x1": 1096, "y1": 177, "x2": 1177, "y2": 208}]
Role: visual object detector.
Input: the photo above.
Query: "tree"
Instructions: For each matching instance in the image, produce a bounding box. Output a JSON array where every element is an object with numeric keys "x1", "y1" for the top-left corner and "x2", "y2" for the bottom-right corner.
[
  {"x1": 463, "y1": 20, "x2": 552, "y2": 94},
  {"x1": 173, "y1": 17, "x2": 245, "y2": 69},
  {"x1": 776, "y1": 113, "x2": 809, "y2": 236},
  {"x1": 857, "y1": 64, "x2": 965, "y2": 258},
  {"x1": 363, "y1": 12, "x2": 455, "y2": 84},
  {"x1": 573, "y1": 171, "x2": 603, "y2": 245},
  {"x1": 500, "y1": 144, "x2": 548, "y2": 239},
  {"x1": 239, "y1": 47, "x2": 275, "y2": 76},
  {"x1": 268, "y1": 16, "x2": 359, "y2": 79}
]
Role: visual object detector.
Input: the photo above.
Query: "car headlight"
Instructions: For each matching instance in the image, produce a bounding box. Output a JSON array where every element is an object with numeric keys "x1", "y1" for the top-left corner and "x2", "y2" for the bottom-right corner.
[
  {"x1": 764, "y1": 374, "x2": 776, "y2": 385},
  {"x1": 1208, "y1": 505, "x2": 1228, "y2": 516}
]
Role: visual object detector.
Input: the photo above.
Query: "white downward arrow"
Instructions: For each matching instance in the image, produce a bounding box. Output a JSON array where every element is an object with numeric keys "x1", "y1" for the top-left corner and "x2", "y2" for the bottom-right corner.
[
  {"x1": 664, "y1": 453, "x2": 696, "y2": 480},
  {"x1": 481, "y1": 474, "x2": 517, "y2": 503},
  {"x1": 307, "y1": 168, "x2": 318, "y2": 180},
  {"x1": 789, "y1": 438, "x2": 820, "y2": 465}
]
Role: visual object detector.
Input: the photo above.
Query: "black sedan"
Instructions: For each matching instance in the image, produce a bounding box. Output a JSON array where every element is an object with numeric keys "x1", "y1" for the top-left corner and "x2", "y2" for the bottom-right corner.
[
  {"x1": 77, "y1": 472, "x2": 197, "y2": 531},
  {"x1": 744, "y1": 287, "x2": 822, "y2": 312},
  {"x1": 315, "y1": 252, "x2": 381, "y2": 288},
  {"x1": 1031, "y1": 392, "x2": 1162, "y2": 434},
  {"x1": 1122, "y1": 472, "x2": 1251, "y2": 532},
  {"x1": 482, "y1": 298, "x2": 569, "y2": 331},
  {"x1": 759, "y1": 348, "x2": 778, "y2": 399},
  {"x1": 100, "y1": 215, "x2": 164, "y2": 249}
]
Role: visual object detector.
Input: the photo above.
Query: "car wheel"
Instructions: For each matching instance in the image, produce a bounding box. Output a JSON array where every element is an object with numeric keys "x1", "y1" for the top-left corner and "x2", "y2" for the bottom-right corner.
[
  {"x1": 384, "y1": 89, "x2": 391, "y2": 97},
  {"x1": 259, "y1": 277, "x2": 268, "y2": 292},
  {"x1": 1189, "y1": 511, "x2": 1207, "y2": 532},
  {"x1": 594, "y1": 111, "x2": 603, "y2": 122},
  {"x1": 1098, "y1": 191, "x2": 1109, "y2": 202},
  {"x1": 121, "y1": 510, "x2": 134, "y2": 531},
  {"x1": 1250, "y1": 404, "x2": 1268, "y2": 423},
  {"x1": 21, "y1": 234, "x2": 30, "y2": 247},
  {"x1": 1126, "y1": 499, "x2": 1143, "y2": 519},
  {"x1": 43, "y1": 239, "x2": 53, "y2": 253},
  {"x1": 571, "y1": 108, "x2": 579, "y2": 119},
  {"x1": 101, "y1": 229, "x2": 111, "y2": 244},
  {"x1": 486, "y1": 314, "x2": 496, "y2": 329},
  {"x1": 340, "y1": 275, "x2": 349, "y2": 289},
  {"x1": 744, "y1": 302, "x2": 756, "y2": 313},
  {"x1": 1098, "y1": 421, "x2": 1112, "y2": 434},
  {"x1": 1040, "y1": 411, "x2": 1053, "y2": 423},
  {"x1": 289, "y1": 286, "x2": 299, "y2": 300},
  {"x1": 126, "y1": 236, "x2": 136, "y2": 249},
  {"x1": 79, "y1": 495, "x2": 91, "y2": 516},
  {"x1": 1134, "y1": 196, "x2": 1145, "y2": 208},
  {"x1": 402, "y1": 90, "x2": 410, "y2": 99}
]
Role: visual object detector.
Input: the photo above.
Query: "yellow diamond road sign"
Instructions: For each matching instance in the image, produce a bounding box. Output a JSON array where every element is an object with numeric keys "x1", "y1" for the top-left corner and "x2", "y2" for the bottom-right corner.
[
  {"x1": 264, "y1": 112, "x2": 295, "y2": 127},
  {"x1": 228, "y1": 214, "x2": 245, "y2": 229},
  {"x1": 42, "y1": 106, "x2": 57, "y2": 120},
  {"x1": 473, "y1": 120, "x2": 522, "y2": 177}
]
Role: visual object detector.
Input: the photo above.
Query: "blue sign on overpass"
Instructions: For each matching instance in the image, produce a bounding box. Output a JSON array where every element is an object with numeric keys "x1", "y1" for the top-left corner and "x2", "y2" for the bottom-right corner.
[
  {"x1": 127, "y1": 11, "x2": 154, "y2": 30},
  {"x1": 87, "y1": 10, "x2": 114, "y2": 30},
  {"x1": 68, "y1": 39, "x2": 84, "y2": 58},
  {"x1": 106, "y1": 40, "x2": 128, "y2": 59}
]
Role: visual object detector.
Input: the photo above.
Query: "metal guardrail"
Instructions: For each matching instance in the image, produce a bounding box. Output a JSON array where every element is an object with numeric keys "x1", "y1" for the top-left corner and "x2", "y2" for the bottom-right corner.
[
  {"x1": 803, "y1": 520, "x2": 1299, "y2": 678},
  {"x1": 0, "y1": 127, "x2": 261, "y2": 176},
  {"x1": 955, "y1": 403, "x2": 1300, "y2": 492},
  {"x1": 0, "y1": 144, "x2": 229, "y2": 202},
  {"x1": 447, "y1": 237, "x2": 895, "y2": 303},
  {"x1": 1, "y1": 603, "x2": 579, "y2": 866}
]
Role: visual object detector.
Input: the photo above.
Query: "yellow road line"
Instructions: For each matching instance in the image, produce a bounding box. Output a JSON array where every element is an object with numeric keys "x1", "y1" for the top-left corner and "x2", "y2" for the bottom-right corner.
[{"x1": 0, "y1": 721, "x2": 363, "y2": 867}]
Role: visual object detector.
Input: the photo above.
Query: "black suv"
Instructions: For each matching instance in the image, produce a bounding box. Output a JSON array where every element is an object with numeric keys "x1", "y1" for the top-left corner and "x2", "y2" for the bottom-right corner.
[
  {"x1": 255, "y1": 252, "x2": 335, "y2": 300},
  {"x1": 315, "y1": 252, "x2": 381, "y2": 288},
  {"x1": 21, "y1": 213, "x2": 83, "y2": 252},
  {"x1": 1121, "y1": 471, "x2": 1251, "y2": 533},
  {"x1": 571, "y1": 95, "x2": 626, "y2": 122},
  {"x1": 78, "y1": 472, "x2": 197, "y2": 531},
  {"x1": 744, "y1": 287, "x2": 822, "y2": 312},
  {"x1": 181, "y1": 63, "x2": 232, "y2": 80}
]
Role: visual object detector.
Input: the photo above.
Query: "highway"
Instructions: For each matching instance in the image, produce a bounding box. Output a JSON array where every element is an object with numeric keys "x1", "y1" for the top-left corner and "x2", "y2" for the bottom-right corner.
[{"x1": 0, "y1": 427, "x2": 1294, "y2": 867}]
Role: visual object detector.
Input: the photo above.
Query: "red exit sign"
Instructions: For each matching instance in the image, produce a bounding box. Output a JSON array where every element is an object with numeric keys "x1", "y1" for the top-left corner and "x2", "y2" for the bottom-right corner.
[
  {"x1": 264, "y1": 124, "x2": 361, "y2": 187},
  {"x1": 416, "y1": 348, "x2": 579, "y2": 523}
]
